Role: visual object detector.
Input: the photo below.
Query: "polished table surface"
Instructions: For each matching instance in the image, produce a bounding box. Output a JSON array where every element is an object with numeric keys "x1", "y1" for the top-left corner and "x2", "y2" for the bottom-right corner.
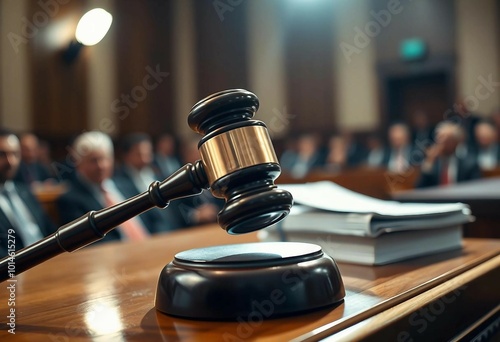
[{"x1": 1, "y1": 224, "x2": 499, "y2": 341}]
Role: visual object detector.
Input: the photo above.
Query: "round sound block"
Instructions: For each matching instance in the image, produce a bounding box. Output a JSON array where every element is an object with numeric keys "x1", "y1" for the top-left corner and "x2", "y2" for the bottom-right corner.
[{"x1": 155, "y1": 242, "x2": 345, "y2": 320}]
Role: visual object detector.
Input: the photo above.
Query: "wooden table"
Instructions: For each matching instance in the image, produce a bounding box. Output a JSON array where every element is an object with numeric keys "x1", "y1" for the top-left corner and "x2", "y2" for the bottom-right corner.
[
  {"x1": 393, "y1": 177, "x2": 500, "y2": 238},
  {"x1": 0, "y1": 225, "x2": 499, "y2": 341}
]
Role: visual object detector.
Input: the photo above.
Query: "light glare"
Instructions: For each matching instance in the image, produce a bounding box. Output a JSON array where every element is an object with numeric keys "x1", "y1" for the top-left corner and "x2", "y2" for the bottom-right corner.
[{"x1": 75, "y1": 8, "x2": 113, "y2": 46}]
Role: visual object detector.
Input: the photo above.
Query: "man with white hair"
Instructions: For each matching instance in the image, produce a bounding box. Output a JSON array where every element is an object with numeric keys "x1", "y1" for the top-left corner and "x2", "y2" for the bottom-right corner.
[
  {"x1": 416, "y1": 121, "x2": 481, "y2": 188},
  {"x1": 56, "y1": 131, "x2": 173, "y2": 244}
]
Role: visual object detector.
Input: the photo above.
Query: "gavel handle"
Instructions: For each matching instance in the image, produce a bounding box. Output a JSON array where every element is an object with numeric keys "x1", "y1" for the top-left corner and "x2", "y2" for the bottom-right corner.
[{"x1": 0, "y1": 162, "x2": 208, "y2": 282}]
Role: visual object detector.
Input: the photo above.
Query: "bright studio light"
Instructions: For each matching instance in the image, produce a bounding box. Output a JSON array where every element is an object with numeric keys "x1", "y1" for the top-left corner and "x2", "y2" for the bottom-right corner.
[{"x1": 75, "y1": 8, "x2": 113, "y2": 46}]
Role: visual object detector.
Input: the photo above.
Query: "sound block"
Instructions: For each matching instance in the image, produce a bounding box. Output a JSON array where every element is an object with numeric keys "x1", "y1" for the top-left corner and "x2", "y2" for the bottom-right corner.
[{"x1": 155, "y1": 242, "x2": 345, "y2": 320}]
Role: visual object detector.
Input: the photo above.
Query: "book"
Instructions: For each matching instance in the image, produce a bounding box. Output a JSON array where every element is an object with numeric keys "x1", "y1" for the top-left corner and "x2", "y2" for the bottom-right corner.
[
  {"x1": 258, "y1": 226, "x2": 463, "y2": 265},
  {"x1": 258, "y1": 181, "x2": 473, "y2": 265}
]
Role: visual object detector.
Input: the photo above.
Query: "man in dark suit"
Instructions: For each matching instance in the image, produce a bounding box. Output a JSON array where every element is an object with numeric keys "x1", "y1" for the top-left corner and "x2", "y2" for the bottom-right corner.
[
  {"x1": 153, "y1": 133, "x2": 181, "y2": 179},
  {"x1": 280, "y1": 133, "x2": 324, "y2": 178},
  {"x1": 474, "y1": 121, "x2": 500, "y2": 170},
  {"x1": 114, "y1": 133, "x2": 187, "y2": 230},
  {"x1": 382, "y1": 123, "x2": 416, "y2": 173},
  {"x1": 0, "y1": 129, "x2": 55, "y2": 258},
  {"x1": 322, "y1": 131, "x2": 367, "y2": 172},
  {"x1": 14, "y1": 133, "x2": 53, "y2": 185},
  {"x1": 57, "y1": 131, "x2": 178, "y2": 245},
  {"x1": 410, "y1": 111, "x2": 434, "y2": 148},
  {"x1": 416, "y1": 121, "x2": 481, "y2": 188}
]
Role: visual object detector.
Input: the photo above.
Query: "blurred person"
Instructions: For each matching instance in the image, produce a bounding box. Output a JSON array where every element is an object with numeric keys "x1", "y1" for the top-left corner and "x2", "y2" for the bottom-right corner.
[
  {"x1": 176, "y1": 136, "x2": 222, "y2": 226},
  {"x1": 115, "y1": 133, "x2": 158, "y2": 191},
  {"x1": 416, "y1": 122, "x2": 481, "y2": 188},
  {"x1": 114, "y1": 132, "x2": 186, "y2": 231},
  {"x1": 451, "y1": 98, "x2": 481, "y2": 150},
  {"x1": 14, "y1": 133, "x2": 53, "y2": 185},
  {"x1": 280, "y1": 133, "x2": 323, "y2": 178},
  {"x1": 490, "y1": 108, "x2": 500, "y2": 142},
  {"x1": 330, "y1": 131, "x2": 366, "y2": 167},
  {"x1": 37, "y1": 139, "x2": 55, "y2": 175},
  {"x1": 323, "y1": 135, "x2": 347, "y2": 173},
  {"x1": 322, "y1": 132, "x2": 365, "y2": 172},
  {"x1": 365, "y1": 134, "x2": 385, "y2": 167},
  {"x1": 0, "y1": 129, "x2": 56, "y2": 257},
  {"x1": 410, "y1": 110, "x2": 434, "y2": 146},
  {"x1": 474, "y1": 121, "x2": 500, "y2": 170},
  {"x1": 57, "y1": 131, "x2": 177, "y2": 244},
  {"x1": 278, "y1": 138, "x2": 297, "y2": 172},
  {"x1": 382, "y1": 123, "x2": 414, "y2": 173},
  {"x1": 153, "y1": 133, "x2": 181, "y2": 179}
]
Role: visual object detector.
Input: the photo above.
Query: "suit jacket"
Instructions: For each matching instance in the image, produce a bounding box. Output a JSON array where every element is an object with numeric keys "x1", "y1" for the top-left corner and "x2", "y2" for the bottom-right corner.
[
  {"x1": 281, "y1": 152, "x2": 324, "y2": 178},
  {"x1": 113, "y1": 166, "x2": 187, "y2": 231},
  {"x1": 56, "y1": 175, "x2": 180, "y2": 246},
  {"x1": 57, "y1": 176, "x2": 122, "y2": 243},
  {"x1": 473, "y1": 144, "x2": 500, "y2": 169},
  {"x1": 153, "y1": 154, "x2": 181, "y2": 179},
  {"x1": 0, "y1": 182, "x2": 56, "y2": 258},
  {"x1": 411, "y1": 127, "x2": 434, "y2": 146},
  {"x1": 14, "y1": 161, "x2": 53, "y2": 185},
  {"x1": 341, "y1": 142, "x2": 367, "y2": 167},
  {"x1": 381, "y1": 145, "x2": 419, "y2": 171},
  {"x1": 416, "y1": 156, "x2": 482, "y2": 188}
]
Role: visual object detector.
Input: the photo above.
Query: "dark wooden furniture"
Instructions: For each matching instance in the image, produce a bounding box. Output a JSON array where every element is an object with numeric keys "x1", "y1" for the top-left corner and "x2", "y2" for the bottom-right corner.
[
  {"x1": 1, "y1": 224, "x2": 498, "y2": 341},
  {"x1": 278, "y1": 167, "x2": 420, "y2": 200},
  {"x1": 393, "y1": 177, "x2": 500, "y2": 238}
]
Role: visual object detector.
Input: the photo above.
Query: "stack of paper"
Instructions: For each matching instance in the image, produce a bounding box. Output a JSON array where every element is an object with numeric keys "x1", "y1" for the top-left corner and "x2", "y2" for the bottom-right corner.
[{"x1": 259, "y1": 181, "x2": 473, "y2": 265}]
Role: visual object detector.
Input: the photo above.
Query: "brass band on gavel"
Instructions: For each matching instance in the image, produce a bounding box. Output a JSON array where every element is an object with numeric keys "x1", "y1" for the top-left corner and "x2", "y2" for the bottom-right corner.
[{"x1": 199, "y1": 125, "x2": 278, "y2": 186}]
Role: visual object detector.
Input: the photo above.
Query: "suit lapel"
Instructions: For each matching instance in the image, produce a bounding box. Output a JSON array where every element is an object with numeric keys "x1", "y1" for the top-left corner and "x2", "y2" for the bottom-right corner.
[
  {"x1": 0, "y1": 188, "x2": 26, "y2": 248},
  {"x1": 72, "y1": 177, "x2": 104, "y2": 209}
]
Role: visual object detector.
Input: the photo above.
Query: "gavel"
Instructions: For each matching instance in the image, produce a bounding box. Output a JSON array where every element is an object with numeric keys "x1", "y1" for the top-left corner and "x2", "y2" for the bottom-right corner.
[{"x1": 0, "y1": 89, "x2": 294, "y2": 281}]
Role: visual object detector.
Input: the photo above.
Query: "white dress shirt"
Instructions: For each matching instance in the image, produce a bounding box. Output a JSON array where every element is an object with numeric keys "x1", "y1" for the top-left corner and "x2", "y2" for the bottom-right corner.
[{"x1": 0, "y1": 181, "x2": 43, "y2": 245}]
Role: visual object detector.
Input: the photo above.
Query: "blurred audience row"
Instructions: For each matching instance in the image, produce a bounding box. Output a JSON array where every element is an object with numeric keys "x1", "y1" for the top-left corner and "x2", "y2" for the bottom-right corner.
[
  {"x1": 281, "y1": 107, "x2": 500, "y2": 188},
  {"x1": 0, "y1": 130, "x2": 221, "y2": 257}
]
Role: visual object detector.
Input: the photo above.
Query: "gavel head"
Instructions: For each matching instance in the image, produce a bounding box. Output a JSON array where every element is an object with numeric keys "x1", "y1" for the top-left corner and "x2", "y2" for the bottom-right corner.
[{"x1": 188, "y1": 89, "x2": 293, "y2": 235}]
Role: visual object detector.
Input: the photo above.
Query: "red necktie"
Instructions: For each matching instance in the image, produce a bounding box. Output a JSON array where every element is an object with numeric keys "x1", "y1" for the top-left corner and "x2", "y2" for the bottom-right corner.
[
  {"x1": 395, "y1": 150, "x2": 406, "y2": 173},
  {"x1": 440, "y1": 160, "x2": 450, "y2": 185},
  {"x1": 101, "y1": 188, "x2": 149, "y2": 241}
]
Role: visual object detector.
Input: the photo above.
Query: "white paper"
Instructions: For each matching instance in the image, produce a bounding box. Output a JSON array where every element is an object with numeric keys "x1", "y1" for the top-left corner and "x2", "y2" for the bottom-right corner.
[{"x1": 281, "y1": 181, "x2": 469, "y2": 217}]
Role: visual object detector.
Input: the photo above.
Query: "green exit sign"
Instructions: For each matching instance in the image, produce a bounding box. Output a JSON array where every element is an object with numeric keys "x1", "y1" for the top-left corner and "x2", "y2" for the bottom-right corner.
[{"x1": 400, "y1": 39, "x2": 427, "y2": 61}]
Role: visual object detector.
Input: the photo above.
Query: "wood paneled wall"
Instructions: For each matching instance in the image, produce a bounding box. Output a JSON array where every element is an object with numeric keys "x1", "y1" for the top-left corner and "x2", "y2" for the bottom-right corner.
[
  {"x1": 193, "y1": 1, "x2": 249, "y2": 100},
  {"x1": 283, "y1": 0, "x2": 336, "y2": 134},
  {"x1": 28, "y1": 0, "x2": 88, "y2": 139},
  {"x1": 114, "y1": 0, "x2": 176, "y2": 136}
]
